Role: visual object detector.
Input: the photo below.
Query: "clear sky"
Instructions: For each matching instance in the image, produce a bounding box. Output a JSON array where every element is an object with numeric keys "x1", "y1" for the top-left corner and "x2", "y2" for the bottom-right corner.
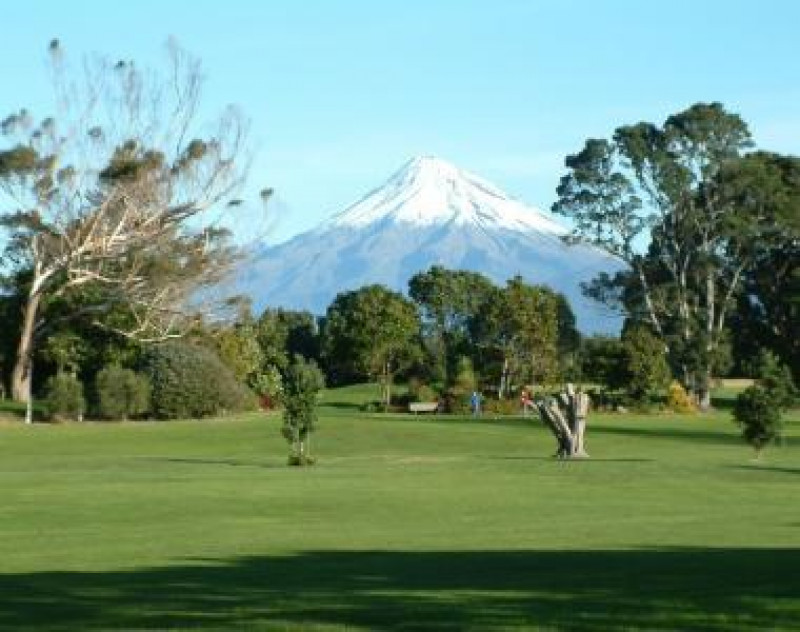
[{"x1": 1, "y1": 0, "x2": 798, "y2": 244}]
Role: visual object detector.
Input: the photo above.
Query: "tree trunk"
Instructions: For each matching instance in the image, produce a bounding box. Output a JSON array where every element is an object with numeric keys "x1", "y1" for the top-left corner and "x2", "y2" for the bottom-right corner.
[
  {"x1": 498, "y1": 357, "x2": 509, "y2": 399},
  {"x1": 697, "y1": 366, "x2": 713, "y2": 411},
  {"x1": 11, "y1": 290, "x2": 41, "y2": 403}
]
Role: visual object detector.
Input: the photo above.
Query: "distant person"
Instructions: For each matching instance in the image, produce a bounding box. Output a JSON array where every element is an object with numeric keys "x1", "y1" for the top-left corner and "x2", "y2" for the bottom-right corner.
[
  {"x1": 470, "y1": 391, "x2": 482, "y2": 417},
  {"x1": 520, "y1": 388, "x2": 533, "y2": 416}
]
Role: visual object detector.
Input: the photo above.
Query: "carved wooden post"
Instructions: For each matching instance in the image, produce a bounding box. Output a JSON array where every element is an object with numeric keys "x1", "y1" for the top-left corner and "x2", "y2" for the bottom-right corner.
[{"x1": 573, "y1": 390, "x2": 590, "y2": 458}]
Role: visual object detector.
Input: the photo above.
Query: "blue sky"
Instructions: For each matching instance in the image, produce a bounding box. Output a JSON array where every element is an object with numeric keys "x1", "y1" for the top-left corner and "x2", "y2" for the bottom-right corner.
[{"x1": 1, "y1": 0, "x2": 798, "y2": 244}]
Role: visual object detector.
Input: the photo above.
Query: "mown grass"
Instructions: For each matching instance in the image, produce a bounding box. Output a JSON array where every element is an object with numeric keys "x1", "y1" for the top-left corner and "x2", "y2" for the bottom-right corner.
[{"x1": 0, "y1": 387, "x2": 797, "y2": 630}]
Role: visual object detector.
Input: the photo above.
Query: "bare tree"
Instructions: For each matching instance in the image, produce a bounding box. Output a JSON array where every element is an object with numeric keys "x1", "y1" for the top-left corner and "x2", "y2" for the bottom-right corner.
[{"x1": 0, "y1": 39, "x2": 250, "y2": 406}]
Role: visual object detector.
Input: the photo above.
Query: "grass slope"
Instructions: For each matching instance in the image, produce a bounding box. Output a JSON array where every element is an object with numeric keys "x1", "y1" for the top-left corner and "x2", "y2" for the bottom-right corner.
[{"x1": 0, "y1": 387, "x2": 798, "y2": 630}]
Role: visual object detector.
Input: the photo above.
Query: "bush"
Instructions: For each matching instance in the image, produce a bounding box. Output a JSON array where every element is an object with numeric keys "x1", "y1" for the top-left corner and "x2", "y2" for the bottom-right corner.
[
  {"x1": 621, "y1": 326, "x2": 671, "y2": 403},
  {"x1": 140, "y1": 342, "x2": 256, "y2": 419},
  {"x1": 408, "y1": 380, "x2": 438, "y2": 403},
  {"x1": 282, "y1": 355, "x2": 325, "y2": 465},
  {"x1": 756, "y1": 351, "x2": 796, "y2": 411},
  {"x1": 667, "y1": 381, "x2": 696, "y2": 413},
  {"x1": 482, "y1": 398, "x2": 520, "y2": 416},
  {"x1": 733, "y1": 385, "x2": 783, "y2": 456},
  {"x1": 250, "y1": 365, "x2": 284, "y2": 410},
  {"x1": 95, "y1": 366, "x2": 151, "y2": 420},
  {"x1": 44, "y1": 372, "x2": 85, "y2": 421}
]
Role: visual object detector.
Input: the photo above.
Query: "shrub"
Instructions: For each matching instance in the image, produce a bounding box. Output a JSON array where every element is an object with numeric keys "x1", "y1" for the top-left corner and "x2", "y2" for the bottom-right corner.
[
  {"x1": 667, "y1": 381, "x2": 696, "y2": 413},
  {"x1": 756, "y1": 351, "x2": 796, "y2": 411},
  {"x1": 250, "y1": 365, "x2": 284, "y2": 410},
  {"x1": 140, "y1": 342, "x2": 256, "y2": 419},
  {"x1": 483, "y1": 398, "x2": 520, "y2": 416},
  {"x1": 96, "y1": 366, "x2": 151, "y2": 420},
  {"x1": 408, "y1": 380, "x2": 438, "y2": 403},
  {"x1": 733, "y1": 385, "x2": 783, "y2": 457},
  {"x1": 282, "y1": 355, "x2": 325, "y2": 465},
  {"x1": 44, "y1": 372, "x2": 85, "y2": 421},
  {"x1": 621, "y1": 326, "x2": 671, "y2": 403}
]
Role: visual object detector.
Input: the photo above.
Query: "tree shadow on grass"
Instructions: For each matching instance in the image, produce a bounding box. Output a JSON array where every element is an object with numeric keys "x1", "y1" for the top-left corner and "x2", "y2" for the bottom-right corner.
[
  {"x1": 133, "y1": 457, "x2": 284, "y2": 469},
  {"x1": 591, "y1": 424, "x2": 742, "y2": 445},
  {"x1": 1, "y1": 548, "x2": 797, "y2": 631},
  {"x1": 725, "y1": 464, "x2": 800, "y2": 476}
]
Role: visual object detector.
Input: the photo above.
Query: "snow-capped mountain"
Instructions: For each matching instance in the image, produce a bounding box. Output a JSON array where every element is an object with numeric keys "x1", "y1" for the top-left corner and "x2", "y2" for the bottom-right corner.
[{"x1": 236, "y1": 156, "x2": 623, "y2": 333}]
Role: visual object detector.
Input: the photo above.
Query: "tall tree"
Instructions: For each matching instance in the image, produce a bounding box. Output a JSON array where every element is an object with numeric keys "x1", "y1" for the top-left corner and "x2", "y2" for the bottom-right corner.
[
  {"x1": 321, "y1": 285, "x2": 420, "y2": 406},
  {"x1": 471, "y1": 277, "x2": 559, "y2": 397},
  {"x1": 720, "y1": 152, "x2": 800, "y2": 380},
  {"x1": 408, "y1": 265, "x2": 494, "y2": 386},
  {"x1": 0, "y1": 40, "x2": 248, "y2": 405},
  {"x1": 552, "y1": 102, "x2": 768, "y2": 408}
]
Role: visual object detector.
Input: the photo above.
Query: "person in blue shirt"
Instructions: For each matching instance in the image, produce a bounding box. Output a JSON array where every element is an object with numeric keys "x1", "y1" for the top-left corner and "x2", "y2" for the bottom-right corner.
[{"x1": 470, "y1": 391, "x2": 482, "y2": 417}]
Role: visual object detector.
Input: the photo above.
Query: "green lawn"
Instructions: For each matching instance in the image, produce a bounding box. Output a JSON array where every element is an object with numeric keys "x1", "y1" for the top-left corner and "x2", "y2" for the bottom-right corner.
[{"x1": 0, "y1": 388, "x2": 798, "y2": 630}]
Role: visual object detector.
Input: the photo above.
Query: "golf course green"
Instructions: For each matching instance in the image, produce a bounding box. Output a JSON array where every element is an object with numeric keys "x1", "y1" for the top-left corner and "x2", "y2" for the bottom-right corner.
[{"x1": 1, "y1": 385, "x2": 798, "y2": 630}]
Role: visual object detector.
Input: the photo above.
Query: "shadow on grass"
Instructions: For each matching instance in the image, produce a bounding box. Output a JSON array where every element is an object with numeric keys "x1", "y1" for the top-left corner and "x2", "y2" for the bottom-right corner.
[
  {"x1": 1, "y1": 548, "x2": 797, "y2": 630},
  {"x1": 726, "y1": 464, "x2": 800, "y2": 476},
  {"x1": 134, "y1": 456, "x2": 284, "y2": 469},
  {"x1": 484, "y1": 455, "x2": 654, "y2": 463},
  {"x1": 591, "y1": 424, "x2": 741, "y2": 445}
]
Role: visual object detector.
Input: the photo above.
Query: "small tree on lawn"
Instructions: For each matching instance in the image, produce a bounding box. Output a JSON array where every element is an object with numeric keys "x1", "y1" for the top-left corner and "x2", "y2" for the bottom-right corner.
[
  {"x1": 281, "y1": 355, "x2": 324, "y2": 466},
  {"x1": 733, "y1": 385, "x2": 782, "y2": 459}
]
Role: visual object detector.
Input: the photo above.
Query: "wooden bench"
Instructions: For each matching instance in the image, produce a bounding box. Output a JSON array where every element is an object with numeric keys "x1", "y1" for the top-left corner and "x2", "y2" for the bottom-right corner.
[{"x1": 409, "y1": 401, "x2": 440, "y2": 414}]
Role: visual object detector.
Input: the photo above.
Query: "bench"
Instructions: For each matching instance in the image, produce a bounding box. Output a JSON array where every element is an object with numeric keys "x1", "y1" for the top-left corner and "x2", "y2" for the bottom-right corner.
[{"x1": 409, "y1": 401, "x2": 440, "y2": 414}]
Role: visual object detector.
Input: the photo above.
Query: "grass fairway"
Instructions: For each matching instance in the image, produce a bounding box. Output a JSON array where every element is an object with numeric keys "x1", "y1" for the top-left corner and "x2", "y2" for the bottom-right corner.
[{"x1": 0, "y1": 387, "x2": 798, "y2": 630}]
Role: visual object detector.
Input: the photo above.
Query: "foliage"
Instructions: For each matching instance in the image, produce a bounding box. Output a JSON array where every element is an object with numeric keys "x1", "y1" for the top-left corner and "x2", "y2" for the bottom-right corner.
[
  {"x1": 43, "y1": 372, "x2": 85, "y2": 421},
  {"x1": 755, "y1": 350, "x2": 796, "y2": 411},
  {"x1": 723, "y1": 153, "x2": 800, "y2": 381},
  {"x1": 407, "y1": 378, "x2": 438, "y2": 403},
  {"x1": 95, "y1": 365, "x2": 151, "y2": 420},
  {"x1": 666, "y1": 381, "x2": 697, "y2": 414},
  {"x1": 281, "y1": 355, "x2": 325, "y2": 465},
  {"x1": 140, "y1": 342, "x2": 255, "y2": 419},
  {"x1": 250, "y1": 365, "x2": 284, "y2": 409},
  {"x1": 256, "y1": 308, "x2": 320, "y2": 371},
  {"x1": 471, "y1": 277, "x2": 559, "y2": 396},
  {"x1": 409, "y1": 266, "x2": 495, "y2": 385},
  {"x1": 215, "y1": 322, "x2": 264, "y2": 383},
  {"x1": 621, "y1": 326, "x2": 671, "y2": 403},
  {"x1": 0, "y1": 41, "x2": 249, "y2": 404},
  {"x1": 552, "y1": 102, "x2": 782, "y2": 409},
  {"x1": 452, "y1": 356, "x2": 477, "y2": 395},
  {"x1": 579, "y1": 336, "x2": 626, "y2": 389},
  {"x1": 733, "y1": 385, "x2": 783, "y2": 456},
  {"x1": 322, "y1": 285, "x2": 420, "y2": 407}
]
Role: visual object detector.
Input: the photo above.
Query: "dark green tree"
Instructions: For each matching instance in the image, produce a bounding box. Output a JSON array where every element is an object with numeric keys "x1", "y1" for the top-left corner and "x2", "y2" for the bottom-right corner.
[
  {"x1": 408, "y1": 265, "x2": 494, "y2": 386},
  {"x1": 620, "y1": 325, "x2": 671, "y2": 404},
  {"x1": 733, "y1": 386, "x2": 782, "y2": 459},
  {"x1": 721, "y1": 153, "x2": 800, "y2": 380},
  {"x1": 471, "y1": 277, "x2": 559, "y2": 396},
  {"x1": 322, "y1": 285, "x2": 421, "y2": 407},
  {"x1": 552, "y1": 102, "x2": 774, "y2": 409}
]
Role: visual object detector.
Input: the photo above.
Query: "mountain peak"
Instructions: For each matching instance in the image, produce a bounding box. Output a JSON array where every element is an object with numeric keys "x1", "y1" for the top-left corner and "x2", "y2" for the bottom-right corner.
[{"x1": 327, "y1": 156, "x2": 566, "y2": 235}]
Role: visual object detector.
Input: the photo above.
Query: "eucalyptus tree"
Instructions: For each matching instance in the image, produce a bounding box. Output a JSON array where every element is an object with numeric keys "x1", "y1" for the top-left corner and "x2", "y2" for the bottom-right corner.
[
  {"x1": 0, "y1": 40, "x2": 249, "y2": 406},
  {"x1": 472, "y1": 276, "x2": 559, "y2": 397},
  {"x1": 552, "y1": 102, "x2": 777, "y2": 408},
  {"x1": 408, "y1": 265, "x2": 494, "y2": 385}
]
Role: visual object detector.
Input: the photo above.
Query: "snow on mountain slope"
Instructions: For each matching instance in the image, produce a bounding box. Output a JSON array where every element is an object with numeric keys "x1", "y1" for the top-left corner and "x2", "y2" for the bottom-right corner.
[
  {"x1": 326, "y1": 155, "x2": 567, "y2": 234},
  {"x1": 237, "y1": 156, "x2": 623, "y2": 333}
]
